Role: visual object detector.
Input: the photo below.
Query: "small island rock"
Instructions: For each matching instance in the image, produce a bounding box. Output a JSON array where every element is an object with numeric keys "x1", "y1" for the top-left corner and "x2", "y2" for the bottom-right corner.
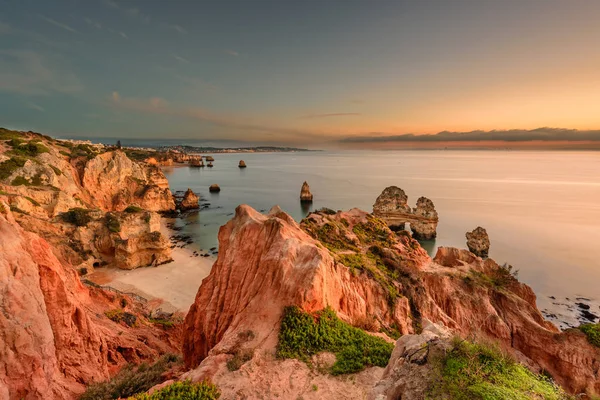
[
  {"x1": 238, "y1": 160, "x2": 247, "y2": 168},
  {"x1": 180, "y1": 188, "x2": 199, "y2": 210},
  {"x1": 300, "y1": 181, "x2": 313, "y2": 202},
  {"x1": 466, "y1": 226, "x2": 490, "y2": 258},
  {"x1": 206, "y1": 156, "x2": 215, "y2": 162},
  {"x1": 209, "y1": 184, "x2": 221, "y2": 193}
]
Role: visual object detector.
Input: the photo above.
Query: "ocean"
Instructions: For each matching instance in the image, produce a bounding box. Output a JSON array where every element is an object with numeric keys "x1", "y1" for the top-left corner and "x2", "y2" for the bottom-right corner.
[{"x1": 161, "y1": 150, "x2": 600, "y2": 328}]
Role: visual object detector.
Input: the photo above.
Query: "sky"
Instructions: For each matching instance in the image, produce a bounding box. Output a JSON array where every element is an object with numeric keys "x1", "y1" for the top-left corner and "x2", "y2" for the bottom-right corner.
[{"x1": 1, "y1": 0, "x2": 600, "y2": 146}]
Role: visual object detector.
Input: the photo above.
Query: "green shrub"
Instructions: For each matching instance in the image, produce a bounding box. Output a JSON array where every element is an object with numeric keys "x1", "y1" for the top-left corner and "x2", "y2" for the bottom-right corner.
[
  {"x1": 9, "y1": 140, "x2": 50, "y2": 157},
  {"x1": 49, "y1": 164, "x2": 62, "y2": 176},
  {"x1": 277, "y1": 306, "x2": 393, "y2": 375},
  {"x1": 125, "y1": 205, "x2": 145, "y2": 213},
  {"x1": 9, "y1": 205, "x2": 28, "y2": 214},
  {"x1": 130, "y1": 380, "x2": 220, "y2": 400},
  {"x1": 7, "y1": 138, "x2": 24, "y2": 147},
  {"x1": 105, "y1": 212, "x2": 121, "y2": 233},
  {"x1": 579, "y1": 323, "x2": 600, "y2": 348},
  {"x1": 24, "y1": 196, "x2": 40, "y2": 206},
  {"x1": 11, "y1": 176, "x2": 30, "y2": 186},
  {"x1": 226, "y1": 349, "x2": 254, "y2": 371},
  {"x1": 80, "y1": 354, "x2": 181, "y2": 400},
  {"x1": 0, "y1": 128, "x2": 23, "y2": 141},
  {"x1": 105, "y1": 309, "x2": 137, "y2": 326},
  {"x1": 428, "y1": 338, "x2": 572, "y2": 400},
  {"x1": 0, "y1": 157, "x2": 27, "y2": 180},
  {"x1": 60, "y1": 207, "x2": 92, "y2": 226}
]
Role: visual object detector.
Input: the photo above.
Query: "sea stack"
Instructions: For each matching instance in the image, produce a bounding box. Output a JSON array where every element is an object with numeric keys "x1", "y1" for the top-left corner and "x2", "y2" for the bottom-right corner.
[
  {"x1": 209, "y1": 184, "x2": 221, "y2": 193},
  {"x1": 239, "y1": 160, "x2": 247, "y2": 168},
  {"x1": 190, "y1": 158, "x2": 204, "y2": 167},
  {"x1": 180, "y1": 188, "x2": 200, "y2": 210},
  {"x1": 373, "y1": 186, "x2": 438, "y2": 239},
  {"x1": 466, "y1": 226, "x2": 490, "y2": 258},
  {"x1": 300, "y1": 181, "x2": 313, "y2": 202},
  {"x1": 207, "y1": 161, "x2": 213, "y2": 168},
  {"x1": 206, "y1": 156, "x2": 215, "y2": 162}
]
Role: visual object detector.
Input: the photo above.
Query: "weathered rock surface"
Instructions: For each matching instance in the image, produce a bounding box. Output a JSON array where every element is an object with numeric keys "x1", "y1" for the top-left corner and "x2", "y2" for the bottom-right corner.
[
  {"x1": 182, "y1": 205, "x2": 600, "y2": 397},
  {"x1": 300, "y1": 181, "x2": 313, "y2": 202},
  {"x1": 179, "y1": 188, "x2": 199, "y2": 210},
  {"x1": 189, "y1": 158, "x2": 204, "y2": 167},
  {"x1": 466, "y1": 226, "x2": 490, "y2": 258},
  {"x1": 0, "y1": 202, "x2": 181, "y2": 399},
  {"x1": 373, "y1": 186, "x2": 438, "y2": 239},
  {"x1": 82, "y1": 150, "x2": 175, "y2": 212},
  {"x1": 369, "y1": 321, "x2": 452, "y2": 400},
  {"x1": 209, "y1": 184, "x2": 220, "y2": 193},
  {"x1": 238, "y1": 160, "x2": 246, "y2": 168}
]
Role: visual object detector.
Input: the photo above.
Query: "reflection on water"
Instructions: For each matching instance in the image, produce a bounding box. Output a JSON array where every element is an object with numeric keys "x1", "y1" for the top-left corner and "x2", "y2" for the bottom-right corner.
[{"x1": 162, "y1": 150, "x2": 600, "y2": 314}]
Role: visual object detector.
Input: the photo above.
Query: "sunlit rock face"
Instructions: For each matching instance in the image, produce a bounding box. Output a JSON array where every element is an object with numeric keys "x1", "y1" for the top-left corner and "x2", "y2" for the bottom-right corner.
[
  {"x1": 300, "y1": 181, "x2": 313, "y2": 202},
  {"x1": 373, "y1": 186, "x2": 438, "y2": 239},
  {"x1": 466, "y1": 226, "x2": 490, "y2": 258}
]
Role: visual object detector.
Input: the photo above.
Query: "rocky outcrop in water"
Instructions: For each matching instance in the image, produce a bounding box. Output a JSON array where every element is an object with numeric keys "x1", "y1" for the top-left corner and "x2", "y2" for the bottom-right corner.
[
  {"x1": 466, "y1": 226, "x2": 490, "y2": 258},
  {"x1": 373, "y1": 186, "x2": 438, "y2": 239},
  {"x1": 209, "y1": 184, "x2": 220, "y2": 193},
  {"x1": 300, "y1": 181, "x2": 313, "y2": 202},
  {"x1": 238, "y1": 160, "x2": 246, "y2": 168},
  {"x1": 189, "y1": 158, "x2": 204, "y2": 167},
  {"x1": 179, "y1": 188, "x2": 199, "y2": 211}
]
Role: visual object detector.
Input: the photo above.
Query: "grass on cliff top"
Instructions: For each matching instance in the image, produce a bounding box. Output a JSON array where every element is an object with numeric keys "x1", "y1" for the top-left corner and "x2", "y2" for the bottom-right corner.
[
  {"x1": 276, "y1": 306, "x2": 393, "y2": 375},
  {"x1": 8, "y1": 139, "x2": 50, "y2": 157},
  {"x1": 80, "y1": 354, "x2": 181, "y2": 400},
  {"x1": 0, "y1": 156, "x2": 27, "y2": 181},
  {"x1": 428, "y1": 338, "x2": 573, "y2": 400},
  {"x1": 579, "y1": 323, "x2": 600, "y2": 348},
  {"x1": 129, "y1": 381, "x2": 220, "y2": 400}
]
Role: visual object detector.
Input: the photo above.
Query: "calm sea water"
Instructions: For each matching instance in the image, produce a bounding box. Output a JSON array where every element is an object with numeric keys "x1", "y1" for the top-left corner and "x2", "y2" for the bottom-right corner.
[{"x1": 162, "y1": 150, "x2": 600, "y2": 326}]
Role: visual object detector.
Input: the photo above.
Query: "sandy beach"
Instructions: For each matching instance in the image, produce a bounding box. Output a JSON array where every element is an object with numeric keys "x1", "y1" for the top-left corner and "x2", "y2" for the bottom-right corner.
[{"x1": 87, "y1": 222, "x2": 215, "y2": 313}]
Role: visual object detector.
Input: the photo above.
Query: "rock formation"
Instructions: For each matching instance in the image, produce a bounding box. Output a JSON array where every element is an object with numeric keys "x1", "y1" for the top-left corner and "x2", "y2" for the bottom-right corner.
[
  {"x1": 206, "y1": 156, "x2": 215, "y2": 162},
  {"x1": 300, "y1": 181, "x2": 313, "y2": 202},
  {"x1": 0, "y1": 201, "x2": 180, "y2": 399},
  {"x1": 373, "y1": 186, "x2": 438, "y2": 240},
  {"x1": 82, "y1": 151, "x2": 175, "y2": 212},
  {"x1": 238, "y1": 160, "x2": 246, "y2": 168},
  {"x1": 207, "y1": 161, "x2": 213, "y2": 167},
  {"x1": 179, "y1": 188, "x2": 199, "y2": 211},
  {"x1": 466, "y1": 226, "x2": 490, "y2": 258},
  {"x1": 209, "y1": 184, "x2": 220, "y2": 193},
  {"x1": 181, "y1": 205, "x2": 600, "y2": 397},
  {"x1": 189, "y1": 158, "x2": 204, "y2": 167}
]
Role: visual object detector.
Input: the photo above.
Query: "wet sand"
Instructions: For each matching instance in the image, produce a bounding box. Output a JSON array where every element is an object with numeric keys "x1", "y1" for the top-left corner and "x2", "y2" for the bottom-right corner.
[{"x1": 87, "y1": 241, "x2": 214, "y2": 313}]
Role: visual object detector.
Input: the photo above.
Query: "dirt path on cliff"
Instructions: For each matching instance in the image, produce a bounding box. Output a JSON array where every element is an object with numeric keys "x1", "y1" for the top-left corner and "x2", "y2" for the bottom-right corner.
[{"x1": 87, "y1": 246, "x2": 214, "y2": 313}]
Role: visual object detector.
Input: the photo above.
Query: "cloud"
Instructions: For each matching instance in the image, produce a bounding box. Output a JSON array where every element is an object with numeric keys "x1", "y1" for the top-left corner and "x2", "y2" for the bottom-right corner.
[
  {"x1": 173, "y1": 54, "x2": 190, "y2": 63},
  {"x1": 224, "y1": 49, "x2": 239, "y2": 56},
  {"x1": 301, "y1": 112, "x2": 361, "y2": 119},
  {"x1": 84, "y1": 17, "x2": 102, "y2": 29},
  {"x1": 109, "y1": 92, "x2": 327, "y2": 141},
  {"x1": 164, "y1": 23, "x2": 186, "y2": 34},
  {"x1": 39, "y1": 15, "x2": 77, "y2": 33},
  {"x1": 26, "y1": 101, "x2": 45, "y2": 112},
  {"x1": 0, "y1": 50, "x2": 83, "y2": 96},
  {"x1": 339, "y1": 128, "x2": 600, "y2": 143}
]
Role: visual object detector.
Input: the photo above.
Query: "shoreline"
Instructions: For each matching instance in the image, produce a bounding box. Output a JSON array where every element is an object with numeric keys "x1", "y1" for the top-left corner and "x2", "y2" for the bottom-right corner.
[{"x1": 86, "y1": 218, "x2": 215, "y2": 313}]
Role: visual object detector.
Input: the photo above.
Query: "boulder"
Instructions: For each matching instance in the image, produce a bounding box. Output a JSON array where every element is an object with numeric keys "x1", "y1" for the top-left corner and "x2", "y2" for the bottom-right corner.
[
  {"x1": 209, "y1": 184, "x2": 220, "y2": 193},
  {"x1": 465, "y1": 226, "x2": 490, "y2": 258},
  {"x1": 180, "y1": 188, "x2": 199, "y2": 211},
  {"x1": 300, "y1": 181, "x2": 313, "y2": 202},
  {"x1": 190, "y1": 158, "x2": 204, "y2": 167},
  {"x1": 207, "y1": 162, "x2": 213, "y2": 168},
  {"x1": 206, "y1": 156, "x2": 215, "y2": 162},
  {"x1": 238, "y1": 160, "x2": 247, "y2": 168}
]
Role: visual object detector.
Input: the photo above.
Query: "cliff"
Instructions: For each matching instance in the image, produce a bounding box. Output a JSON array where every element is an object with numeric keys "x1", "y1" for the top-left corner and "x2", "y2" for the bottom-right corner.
[
  {"x1": 182, "y1": 205, "x2": 600, "y2": 398},
  {"x1": 0, "y1": 202, "x2": 181, "y2": 399}
]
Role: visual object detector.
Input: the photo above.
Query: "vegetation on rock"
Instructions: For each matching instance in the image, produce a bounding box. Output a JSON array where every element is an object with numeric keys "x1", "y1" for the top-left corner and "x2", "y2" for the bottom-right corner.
[
  {"x1": 276, "y1": 306, "x2": 393, "y2": 375},
  {"x1": 0, "y1": 156, "x2": 27, "y2": 180},
  {"x1": 130, "y1": 381, "x2": 220, "y2": 400},
  {"x1": 428, "y1": 338, "x2": 572, "y2": 400},
  {"x1": 105, "y1": 212, "x2": 122, "y2": 233},
  {"x1": 80, "y1": 354, "x2": 181, "y2": 400},
  {"x1": 579, "y1": 323, "x2": 600, "y2": 348},
  {"x1": 60, "y1": 207, "x2": 92, "y2": 226},
  {"x1": 125, "y1": 205, "x2": 145, "y2": 213}
]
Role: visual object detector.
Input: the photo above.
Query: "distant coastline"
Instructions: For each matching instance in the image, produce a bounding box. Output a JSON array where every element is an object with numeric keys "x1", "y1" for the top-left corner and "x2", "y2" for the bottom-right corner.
[{"x1": 159, "y1": 144, "x2": 317, "y2": 154}]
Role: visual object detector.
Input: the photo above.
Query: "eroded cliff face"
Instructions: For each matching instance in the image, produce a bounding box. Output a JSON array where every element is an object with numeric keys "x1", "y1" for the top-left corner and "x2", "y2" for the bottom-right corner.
[
  {"x1": 82, "y1": 150, "x2": 175, "y2": 212},
  {"x1": 182, "y1": 205, "x2": 600, "y2": 397},
  {"x1": 0, "y1": 202, "x2": 181, "y2": 399}
]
